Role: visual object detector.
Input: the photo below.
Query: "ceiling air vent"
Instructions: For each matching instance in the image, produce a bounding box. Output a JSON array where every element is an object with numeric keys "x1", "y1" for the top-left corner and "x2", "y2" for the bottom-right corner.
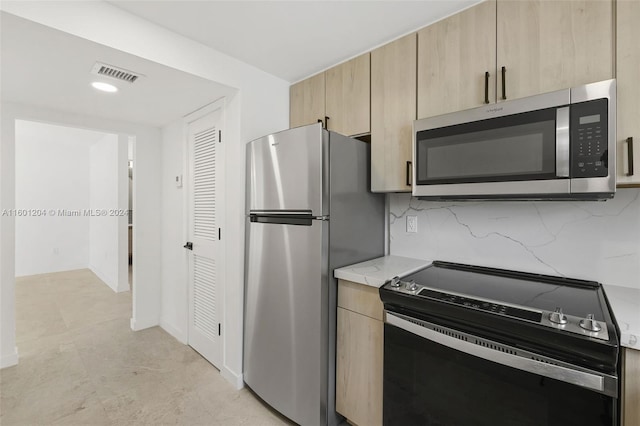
[{"x1": 91, "y1": 62, "x2": 143, "y2": 83}]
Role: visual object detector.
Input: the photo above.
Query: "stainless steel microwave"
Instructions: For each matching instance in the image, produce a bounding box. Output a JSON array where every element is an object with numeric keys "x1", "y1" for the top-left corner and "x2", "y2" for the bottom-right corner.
[{"x1": 413, "y1": 79, "x2": 616, "y2": 200}]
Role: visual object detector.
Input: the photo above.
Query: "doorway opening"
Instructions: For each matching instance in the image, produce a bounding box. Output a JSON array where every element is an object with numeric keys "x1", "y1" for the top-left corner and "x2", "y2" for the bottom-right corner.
[{"x1": 14, "y1": 119, "x2": 133, "y2": 346}]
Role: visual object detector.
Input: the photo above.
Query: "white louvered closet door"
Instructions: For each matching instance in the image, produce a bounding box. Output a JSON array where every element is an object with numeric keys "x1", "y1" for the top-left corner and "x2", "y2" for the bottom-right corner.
[{"x1": 186, "y1": 101, "x2": 225, "y2": 368}]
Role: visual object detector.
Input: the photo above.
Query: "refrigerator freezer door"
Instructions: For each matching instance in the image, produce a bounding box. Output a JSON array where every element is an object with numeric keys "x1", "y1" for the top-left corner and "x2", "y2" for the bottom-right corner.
[
  {"x1": 244, "y1": 217, "x2": 328, "y2": 426},
  {"x1": 246, "y1": 124, "x2": 327, "y2": 216}
]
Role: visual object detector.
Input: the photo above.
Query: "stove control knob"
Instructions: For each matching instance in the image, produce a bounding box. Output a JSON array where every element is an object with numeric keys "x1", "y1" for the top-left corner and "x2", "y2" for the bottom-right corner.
[
  {"x1": 579, "y1": 314, "x2": 602, "y2": 332},
  {"x1": 549, "y1": 307, "x2": 567, "y2": 325},
  {"x1": 406, "y1": 281, "x2": 418, "y2": 292},
  {"x1": 389, "y1": 276, "x2": 401, "y2": 288}
]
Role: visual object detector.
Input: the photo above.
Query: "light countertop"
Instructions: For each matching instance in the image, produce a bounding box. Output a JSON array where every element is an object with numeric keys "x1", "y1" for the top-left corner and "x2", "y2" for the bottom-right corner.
[
  {"x1": 334, "y1": 256, "x2": 640, "y2": 351},
  {"x1": 334, "y1": 255, "x2": 431, "y2": 288},
  {"x1": 602, "y1": 284, "x2": 640, "y2": 351}
]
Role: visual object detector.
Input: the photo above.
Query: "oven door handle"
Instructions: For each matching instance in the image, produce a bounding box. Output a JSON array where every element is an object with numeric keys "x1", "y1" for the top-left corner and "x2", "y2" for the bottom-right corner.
[{"x1": 386, "y1": 313, "x2": 617, "y2": 397}]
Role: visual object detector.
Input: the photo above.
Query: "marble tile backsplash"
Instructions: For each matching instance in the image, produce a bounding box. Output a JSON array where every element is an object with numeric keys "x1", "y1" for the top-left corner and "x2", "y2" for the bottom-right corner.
[{"x1": 389, "y1": 189, "x2": 640, "y2": 289}]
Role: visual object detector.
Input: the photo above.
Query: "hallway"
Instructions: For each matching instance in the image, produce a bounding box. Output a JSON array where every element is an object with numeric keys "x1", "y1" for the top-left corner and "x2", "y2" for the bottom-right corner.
[{"x1": 0, "y1": 269, "x2": 289, "y2": 425}]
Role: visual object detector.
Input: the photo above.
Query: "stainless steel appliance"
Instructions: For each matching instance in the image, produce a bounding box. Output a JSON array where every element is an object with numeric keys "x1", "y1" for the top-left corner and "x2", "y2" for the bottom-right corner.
[
  {"x1": 413, "y1": 79, "x2": 616, "y2": 200},
  {"x1": 244, "y1": 123, "x2": 385, "y2": 426},
  {"x1": 380, "y1": 261, "x2": 620, "y2": 426}
]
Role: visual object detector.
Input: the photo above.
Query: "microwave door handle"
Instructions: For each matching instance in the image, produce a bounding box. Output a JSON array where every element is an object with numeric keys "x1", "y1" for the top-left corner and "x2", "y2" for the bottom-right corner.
[{"x1": 556, "y1": 107, "x2": 570, "y2": 177}]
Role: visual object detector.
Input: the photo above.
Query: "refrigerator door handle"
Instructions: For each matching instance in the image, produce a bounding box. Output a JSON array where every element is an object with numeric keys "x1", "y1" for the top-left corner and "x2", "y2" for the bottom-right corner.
[
  {"x1": 249, "y1": 213, "x2": 314, "y2": 226},
  {"x1": 249, "y1": 209, "x2": 312, "y2": 215}
]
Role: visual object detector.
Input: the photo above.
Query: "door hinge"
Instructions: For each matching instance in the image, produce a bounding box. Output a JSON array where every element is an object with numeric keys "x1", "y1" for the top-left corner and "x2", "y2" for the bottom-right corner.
[
  {"x1": 218, "y1": 228, "x2": 221, "y2": 240},
  {"x1": 219, "y1": 130, "x2": 221, "y2": 142},
  {"x1": 218, "y1": 323, "x2": 221, "y2": 336}
]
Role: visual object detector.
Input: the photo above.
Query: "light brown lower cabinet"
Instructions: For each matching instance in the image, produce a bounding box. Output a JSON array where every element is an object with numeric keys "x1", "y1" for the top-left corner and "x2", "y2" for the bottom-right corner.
[
  {"x1": 336, "y1": 279, "x2": 384, "y2": 426},
  {"x1": 623, "y1": 348, "x2": 640, "y2": 425}
]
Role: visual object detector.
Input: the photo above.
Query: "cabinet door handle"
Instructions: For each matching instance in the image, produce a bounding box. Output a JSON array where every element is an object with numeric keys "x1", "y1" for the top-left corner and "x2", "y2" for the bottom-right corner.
[
  {"x1": 627, "y1": 137, "x2": 635, "y2": 176},
  {"x1": 317, "y1": 117, "x2": 329, "y2": 130},
  {"x1": 406, "y1": 161, "x2": 413, "y2": 186},
  {"x1": 484, "y1": 71, "x2": 490, "y2": 104},
  {"x1": 501, "y1": 66, "x2": 507, "y2": 100}
]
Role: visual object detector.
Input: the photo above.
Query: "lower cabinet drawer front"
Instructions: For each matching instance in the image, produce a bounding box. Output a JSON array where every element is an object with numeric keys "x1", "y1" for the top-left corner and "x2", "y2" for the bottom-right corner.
[
  {"x1": 338, "y1": 279, "x2": 384, "y2": 321},
  {"x1": 336, "y1": 307, "x2": 383, "y2": 426}
]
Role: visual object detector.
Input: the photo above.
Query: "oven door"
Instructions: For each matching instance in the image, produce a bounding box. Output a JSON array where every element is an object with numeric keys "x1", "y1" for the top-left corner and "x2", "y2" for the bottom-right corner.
[{"x1": 384, "y1": 313, "x2": 618, "y2": 426}]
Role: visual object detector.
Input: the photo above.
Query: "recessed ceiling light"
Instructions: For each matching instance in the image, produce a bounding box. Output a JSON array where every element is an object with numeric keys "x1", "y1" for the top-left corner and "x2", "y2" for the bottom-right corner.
[{"x1": 91, "y1": 81, "x2": 118, "y2": 93}]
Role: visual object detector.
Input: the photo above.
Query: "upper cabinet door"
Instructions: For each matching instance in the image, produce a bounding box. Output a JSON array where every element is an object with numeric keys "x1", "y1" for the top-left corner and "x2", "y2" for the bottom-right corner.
[
  {"x1": 290, "y1": 73, "x2": 325, "y2": 128},
  {"x1": 371, "y1": 34, "x2": 417, "y2": 193},
  {"x1": 616, "y1": 0, "x2": 640, "y2": 186},
  {"x1": 417, "y1": 0, "x2": 497, "y2": 119},
  {"x1": 325, "y1": 53, "x2": 371, "y2": 136},
  {"x1": 496, "y1": 0, "x2": 613, "y2": 102}
]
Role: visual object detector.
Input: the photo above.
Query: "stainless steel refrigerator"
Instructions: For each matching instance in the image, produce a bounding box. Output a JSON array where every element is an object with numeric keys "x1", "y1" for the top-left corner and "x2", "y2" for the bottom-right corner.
[{"x1": 243, "y1": 123, "x2": 385, "y2": 426}]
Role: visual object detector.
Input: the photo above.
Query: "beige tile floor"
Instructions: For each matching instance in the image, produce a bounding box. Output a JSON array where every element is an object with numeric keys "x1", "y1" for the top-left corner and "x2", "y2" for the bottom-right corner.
[{"x1": 0, "y1": 269, "x2": 292, "y2": 425}]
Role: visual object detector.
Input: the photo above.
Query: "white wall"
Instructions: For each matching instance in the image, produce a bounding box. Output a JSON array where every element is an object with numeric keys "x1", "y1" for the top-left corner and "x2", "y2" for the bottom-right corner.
[
  {"x1": 88, "y1": 133, "x2": 128, "y2": 292},
  {"x1": 159, "y1": 119, "x2": 187, "y2": 343},
  {"x1": 0, "y1": 102, "x2": 162, "y2": 369},
  {"x1": 389, "y1": 189, "x2": 640, "y2": 289},
  {"x1": 1, "y1": 2, "x2": 289, "y2": 385},
  {"x1": 14, "y1": 121, "x2": 98, "y2": 276},
  {"x1": 14, "y1": 121, "x2": 128, "y2": 288},
  {"x1": 1, "y1": 103, "x2": 19, "y2": 368}
]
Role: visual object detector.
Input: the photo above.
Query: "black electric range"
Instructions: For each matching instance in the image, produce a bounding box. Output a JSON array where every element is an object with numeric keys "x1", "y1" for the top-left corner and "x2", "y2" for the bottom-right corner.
[{"x1": 380, "y1": 261, "x2": 621, "y2": 426}]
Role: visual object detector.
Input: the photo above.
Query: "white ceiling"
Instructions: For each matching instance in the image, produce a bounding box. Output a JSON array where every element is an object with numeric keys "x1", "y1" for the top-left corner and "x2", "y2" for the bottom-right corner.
[
  {"x1": 1, "y1": 1, "x2": 481, "y2": 127},
  {"x1": 0, "y1": 13, "x2": 234, "y2": 127},
  {"x1": 107, "y1": 0, "x2": 481, "y2": 83}
]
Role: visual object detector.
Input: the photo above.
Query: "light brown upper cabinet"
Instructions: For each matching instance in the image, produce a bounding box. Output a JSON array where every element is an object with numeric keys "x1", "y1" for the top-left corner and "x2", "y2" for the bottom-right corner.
[
  {"x1": 289, "y1": 55, "x2": 370, "y2": 136},
  {"x1": 289, "y1": 72, "x2": 325, "y2": 128},
  {"x1": 417, "y1": 0, "x2": 496, "y2": 119},
  {"x1": 325, "y1": 53, "x2": 371, "y2": 136},
  {"x1": 417, "y1": 0, "x2": 614, "y2": 112},
  {"x1": 496, "y1": 0, "x2": 613, "y2": 102},
  {"x1": 371, "y1": 34, "x2": 417, "y2": 192},
  {"x1": 616, "y1": 0, "x2": 640, "y2": 186}
]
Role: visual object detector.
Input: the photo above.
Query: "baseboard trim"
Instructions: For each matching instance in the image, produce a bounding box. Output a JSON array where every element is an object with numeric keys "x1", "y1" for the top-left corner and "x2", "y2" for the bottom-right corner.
[
  {"x1": 89, "y1": 265, "x2": 117, "y2": 292},
  {"x1": 222, "y1": 367, "x2": 244, "y2": 390},
  {"x1": 115, "y1": 279, "x2": 130, "y2": 293},
  {"x1": 130, "y1": 316, "x2": 159, "y2": 331},
  {"x1": 160, "y1": 320, "x2": 188, "y2": 345},
  {"x1": 0, "y1": 347, "x2": 19, "y2": 369}
]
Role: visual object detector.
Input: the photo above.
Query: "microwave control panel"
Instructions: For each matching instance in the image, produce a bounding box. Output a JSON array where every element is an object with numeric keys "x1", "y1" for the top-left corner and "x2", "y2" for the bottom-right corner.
[{"x1": 570, "y1": 99, "x2": 609, "y2": 178}]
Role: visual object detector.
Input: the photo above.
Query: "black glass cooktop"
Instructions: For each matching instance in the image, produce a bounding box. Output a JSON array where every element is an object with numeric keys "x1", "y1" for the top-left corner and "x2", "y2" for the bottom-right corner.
[
  {"x1": 403, "y1": 261, "x2": 607, "y2": 321},
  {"x1": 382, "y1": 261, "x2": 619, "y2": 372}
]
